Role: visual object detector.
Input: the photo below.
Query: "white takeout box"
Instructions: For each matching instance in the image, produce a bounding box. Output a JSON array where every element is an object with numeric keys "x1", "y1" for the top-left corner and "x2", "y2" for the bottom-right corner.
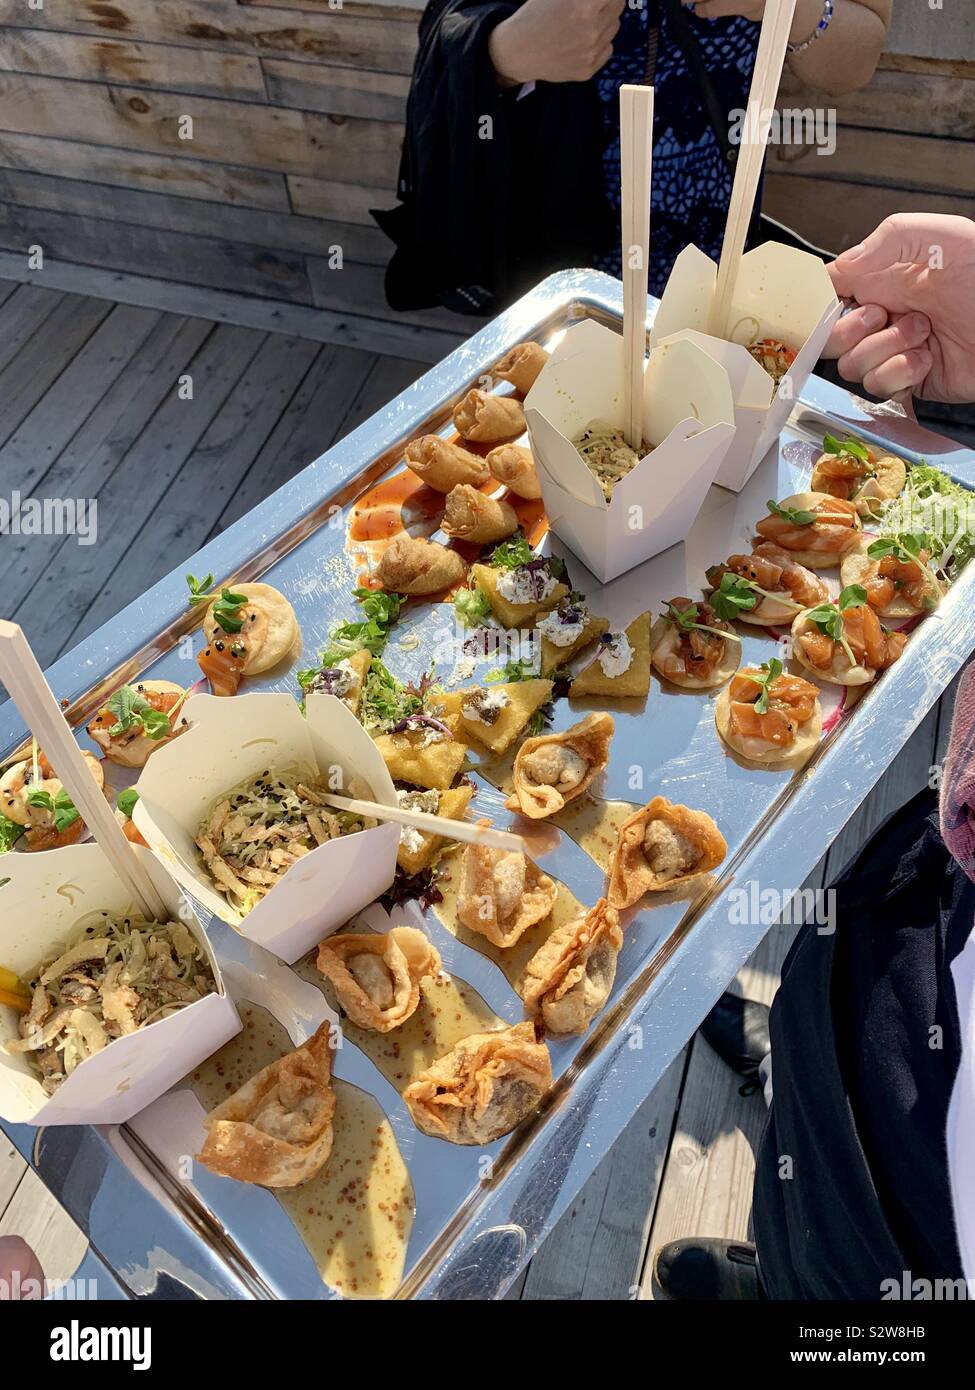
[
  {"x1": 133, "y1": 691, "x2": 400, "y2": 964},
  {"x1": 649, "y1": 241, "x2": 843, "y2": 493},
  {"x1": 0, "y1": 843, "x2": 240, "y2": 1127},
  {"x1": 523, "y1": 318, "x2": 735, "y2": 583}
]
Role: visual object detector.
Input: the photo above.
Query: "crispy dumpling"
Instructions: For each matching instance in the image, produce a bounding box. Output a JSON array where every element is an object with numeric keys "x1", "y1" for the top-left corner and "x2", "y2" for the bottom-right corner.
[
  {"x1": 442, "y1": 485, "x2": 519, "y2": 545},
  {"x1": 197, "y1": 1023, "x2": 335, "y2": 1189},
  {"x1": 457, "y1": 827, "x2": 558, "y2": 948},
  {"x1": 316, "y1": 926, "x2": 441, "y2": 1033},
  {"x1": 506, "y1": 711, "x2": 614, "y2": 820},
  {"x1": 522, "y1": 899, "x2": 622, "y2": 1035},
  {"x1": 486, "y1": 444, "x2": 541, "y2": 500},
  {"x1": 402, "y1": 1021, "x2": 552, "y2": 1145},
  {"x1": 404, "y1": 435, "x2": 489, "y2": 492},
  {"x1": 374, "y1": 534, "x2": 466, "y2": 596},
  {"x1": 495, "y1": 341, "x2": 549, "y2": 394},
  {"x1": 608, "y1": 797, "x2": 727, "y2": 908},
  {"x1": 453, "y1": 389, "x2": 525, "y2": 444}
]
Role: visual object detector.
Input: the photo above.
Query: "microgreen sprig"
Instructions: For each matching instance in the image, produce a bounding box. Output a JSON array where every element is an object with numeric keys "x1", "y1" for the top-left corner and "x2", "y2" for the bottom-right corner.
[
  {"x1": 766, "y1": 499, "x2": 817, "y2": 526},
  {"x1": 186, "y1": 574, "x2": 248, "y2": 633},
  {"x1": 822, "y1": 433, "x2": 870, "y2": 463},
  {"x1": 740, "y1": 658, "x2": 783, "y2": 716},
  {"x1": 664, "y1": 601, "x2": 741, "y2": 644},
  {"x1": 804, "y1": 585, "x2": 866, "y2": 669}
]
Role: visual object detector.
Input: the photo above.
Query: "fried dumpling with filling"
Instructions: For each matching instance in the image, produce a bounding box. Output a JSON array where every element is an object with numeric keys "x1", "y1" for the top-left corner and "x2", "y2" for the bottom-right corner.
[
  {"x1": 569, "y1": 612, "x2": 651, "y2": 698},
  {"x1": 201, "y1": 582, "x2": 299, "y2": 677},
  {"x1": 608, "y1": 798, "x2": 727, "y2": 908},
  {"x1": 197, "y1": 1023, "x2": 335, "y2": 1189},
  {"x1": 374, "y1": 534, "x2": 466, "y2": 596},
  {"x1": 316, "y1": 926, "x2": 441, "y2": 1033},
  {"x1": 453, "y1": 389, "x2": 525, "y2": 444},
  {"x1": 506, "y1": 711, "x2": 614, "y2": 819},
  {"x1": 404, "y1": 434, "x2": 489, "y2": 492},
  {"x1": 396, "y1": 785, "x2": 474, "y2": 876},
  {"x1": 442, "y1": 485, "x2": 519, "y2": 545},
  {"x1": 457, "y1": 827, "x2": 558, "y2": 948},
  {"x1": 487, "y1": 443, "x2": 542, "y2": 500},
  {"x1": 431, "y1": 679, "x2": 553, "y2": 755},
  {"x1": 403, "y1": 1021, "x2": 552, "y2": 1145},
  {"x1": 522, "y1": 899, "x2": 622, "y2": 1035},
  {"x1": 495, "y1": 341, "x2": 549, "y2": 394}
]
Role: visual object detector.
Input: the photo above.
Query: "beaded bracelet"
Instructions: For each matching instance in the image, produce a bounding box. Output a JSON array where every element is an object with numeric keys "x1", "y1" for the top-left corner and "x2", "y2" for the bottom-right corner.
[{"x1": 787, "y1": 0, "x2": 834, "y2": 54}]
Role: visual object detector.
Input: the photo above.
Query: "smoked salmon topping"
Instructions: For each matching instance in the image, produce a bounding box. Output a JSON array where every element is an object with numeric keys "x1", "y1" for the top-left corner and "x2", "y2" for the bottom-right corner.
[
  {"x1": 728, "y1": 668, "x2": 819, "y2": 749},
  {"x1": 656, "y1": 598, "x2": 732, "y2": 681},
  {"x1": 197, "y1": 638, "x2": 247, "y2": 697},
  {"x1": 755, "y1": 497, "x2": 859, "y2": 557}
]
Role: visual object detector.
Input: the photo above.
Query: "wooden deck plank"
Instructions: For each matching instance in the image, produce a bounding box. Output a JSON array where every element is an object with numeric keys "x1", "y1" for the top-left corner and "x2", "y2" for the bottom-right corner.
[
  {"x1": 0, "y1": 292, "x2": 112, "y2": 451},
  {"x1": 0, "y1": 1135, "x2": 25, "y2": 1214},
  {"x1": 0, "y1": 1167, "x2": 87, "y2": 1286},
  {"x1": 0, "y1": 282, "x2": 65, "y2": 376},
  {"x1": 0, "y1": 313, "x2": 214, "y2": 623},
  {"x1": 19, "y1": 324, "x2": 265, "y2": 662}
]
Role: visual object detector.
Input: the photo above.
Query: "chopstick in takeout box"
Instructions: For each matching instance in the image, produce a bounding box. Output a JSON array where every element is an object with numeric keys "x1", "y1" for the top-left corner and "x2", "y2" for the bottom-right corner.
[
  {"x1": 619, "y1": 82, "x2": 654, "y2": 452},
  {"x1": 0, "y1": 620, "x2": 171, "y2": 922},
  {"x1": 320, "y1": 791, "x2": 526, "y2": 854}
]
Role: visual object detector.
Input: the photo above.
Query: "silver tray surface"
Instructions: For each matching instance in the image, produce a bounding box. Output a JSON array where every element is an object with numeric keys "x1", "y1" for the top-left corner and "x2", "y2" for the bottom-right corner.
[{"x1": 2, "y1": 269, "x2": 974, "y2": 1301}]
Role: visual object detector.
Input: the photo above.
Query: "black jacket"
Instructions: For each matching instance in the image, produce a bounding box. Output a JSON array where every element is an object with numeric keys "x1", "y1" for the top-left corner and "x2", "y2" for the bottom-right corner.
[{"x1": 374, "y1": 0, "x2": 613, "y2": 316}]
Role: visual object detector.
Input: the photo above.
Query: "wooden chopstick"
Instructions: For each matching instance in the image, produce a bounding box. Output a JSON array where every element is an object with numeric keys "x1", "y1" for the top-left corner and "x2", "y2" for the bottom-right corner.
[
  {"x1": 320, "y1": 791, "x2": 527, "y2": 854},
  {"x1": 0, "y1": 620, "x2": 170, "y2": 921},
  {"x1": 708, "y1": 0, "x2": 798, "y2": 341},
  {"x1": 620, "y1": 83, "x2": 654, "y2": 451}
]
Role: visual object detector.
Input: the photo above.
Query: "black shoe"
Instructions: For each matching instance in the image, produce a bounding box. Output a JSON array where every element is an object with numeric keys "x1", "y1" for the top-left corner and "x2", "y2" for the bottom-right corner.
[
  {"x1": 699, "y1": 991, "x2": 770, "y2": 1086},
  {"x1": 653, "y1": 1237, "x2": 760, "y2": 1300}
]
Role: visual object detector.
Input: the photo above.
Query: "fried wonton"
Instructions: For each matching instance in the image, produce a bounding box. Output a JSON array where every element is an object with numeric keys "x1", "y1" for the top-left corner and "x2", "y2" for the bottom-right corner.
[
  {"x1": 374, "y1": 534, "x2": 466, "y2": 596},
  {"x1": 506, "y1": 711, "x2": 615, "y2": 820},
  {"x1": 569, "y1": 612, "x2": 651, "y2": 698},
  {"x1": 373, "y1": 717, "x2": 468, "y2": 790},
  {"x1": 402, "y1": 1021, "x2": 552, "y2": 1145},
  {"x1": 470, "y1": 561, "x2": 568, "y2": 628},
  {"x1": 316, "y1": 926, "x2": 441, "y2": 1033},
  {"x1": 608, "y1": 798, "x2": 727, "y2": 908},
  {"x1": 404, "y1": 435, "x2": 489, "y2": 492},
  {"x1": 495, "y1": 341, "x2": 549, "y2": 394},
  {"x1": 457, "y1": 828, "x2": 558, "y2": 948},
  {"x1": 396, "y1": 785, "x2": 474, "y2": 876},
  {"x1": 453, "y1": 389, "x2": 525, "y2": 444},
  {"x1": 487, "y1": 443, "x2": 541, "y2": 500},
  {"x1": 431, "y1": 679, "x2": 553, "y2": 754},
  {"x1": 197, "y1": 1023, "x2": 335, "y2": 1189},
  {"x1": 442, "y1": 485, "x2": 519, "y2": 545},
  {"x1": 522, "y1": 898, "x2": 623, "y2": 1035}
]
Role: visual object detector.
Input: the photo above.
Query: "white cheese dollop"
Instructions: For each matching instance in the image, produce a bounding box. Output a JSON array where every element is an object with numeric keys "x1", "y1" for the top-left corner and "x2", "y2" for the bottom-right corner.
[
  {"x1": 536, "y1": 604, "x2": 589, "y2": 647},
  {"x1": 598, "y1": 632, "x2": 634, "y2": 678},
  {"x1": 496, "y1": 565, "x2": 558, "y2": 606}
]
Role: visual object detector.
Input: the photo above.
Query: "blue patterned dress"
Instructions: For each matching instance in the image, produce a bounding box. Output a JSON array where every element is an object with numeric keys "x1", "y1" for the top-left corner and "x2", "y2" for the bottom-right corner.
[{"x1": 593, "y1": 2, "x2": 761, "y2": 296}]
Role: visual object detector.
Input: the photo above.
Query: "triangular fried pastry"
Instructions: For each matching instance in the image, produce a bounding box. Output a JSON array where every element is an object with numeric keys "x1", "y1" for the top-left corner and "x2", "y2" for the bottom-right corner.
[
  {"x1": 569, "y1": 611, "x2": 652, "y2": 698},
  {"x1": 505, "y1": 711, "x2": 615, "y2": 819},
  {"x1": 538, "y1": 608, "x2": 610, "y2": 674},
  {"x1": 316, "y1": 926, "x2": 441, "y2": 1033},
  {"x1": 403, "y1": 1021, "x2": 552, "y2": 1145},
  {"x1": 372, "y1": 715, "x2": 468, "y2": 789},
  {"x1": 522, "y1": 898, "x2": 622, "y2": 1035},
  {"x1": 457, "y1": 824, "x2": 558, "y2": 947},
  {"x1": 197, "y1": 1023, "x2": 335, "y2": 1189},
  {"x1": 431, "y1": 679, "x2": 553, "y2": 754},
  {"x1": 396, "y1": 785, "x2": 474, "y2": 876},
  {"x1": 607, "y1": 797, "x2": 727, "y2": 908},
  {"x1": 470, "y1": 562, "x2": 568, "y2": 628}
]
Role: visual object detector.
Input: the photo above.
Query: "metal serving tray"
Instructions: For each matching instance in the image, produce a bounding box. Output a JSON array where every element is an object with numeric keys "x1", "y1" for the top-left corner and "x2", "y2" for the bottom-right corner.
[{"x1": 3, "y1": 270, "x2": 974, "y2": 1302}]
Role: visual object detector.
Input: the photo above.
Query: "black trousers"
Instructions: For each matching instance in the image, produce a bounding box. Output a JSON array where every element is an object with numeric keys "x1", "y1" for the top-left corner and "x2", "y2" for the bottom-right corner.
[{"x1": 754, "y1": 788, "x2": 973, "y2": 1299}]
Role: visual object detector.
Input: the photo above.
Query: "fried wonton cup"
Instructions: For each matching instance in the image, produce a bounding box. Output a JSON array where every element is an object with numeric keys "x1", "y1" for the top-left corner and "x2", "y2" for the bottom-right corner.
[
  {"x1": 396, "y1": 785, "x2": 474, "y2": 876},
  {"x1": 432, "y1": 679, "x2": 553, "y2": 755},
  {"x1": 486, "y1": 443, "x2": 542, "y2": 500},
  {"x1": 373, "y1": 718, "x2": 468, "y2": 790},
  {"x1": 402, "y1": 1021, "x2": 552, "y2": 1145},
  {"x1": 506, "y1": 711, "x2": 615, "y2": 820},
  {"x1": 457, "y1": 828, "x2": 558, "y2": 948},
  {"x1": 442, "y1": 485, "x2": 519, "y2": 546},
  {"x1": 316, "y1": 926, "x2": 441, "y2": 1033},
  {"x1": 197, "y1": 1023, "x2": 335, "y2": 1188},
  {"x1": 522, "y1": 898, "x2": 623, "y2": 1035},
  {"x1": 453, "y1": 389, "x2": 525, "y2": 444},
  {"x1": 202, "y1": 582, "x2": 299, "y2": 675},
  {"x1": 374, "y1": 534, "x2": 466, "y2": 596},
  {"x1": 494, "y1": 341, "x2": 550, "y2": 395},
  {"x1": 470, "y1": 562, "x2": 568, "y2": 628},
  {"x1": 404, "y1": 434, "x2": 489, "y2": 492},
  {"x1": 608, "y1": 798, "x2": 727, "y2": 908}
]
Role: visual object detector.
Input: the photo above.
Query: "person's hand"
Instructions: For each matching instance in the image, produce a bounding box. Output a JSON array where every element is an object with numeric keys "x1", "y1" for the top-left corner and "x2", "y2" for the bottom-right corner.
[
  {"x1": 0, "y1": 1235, "x2": 44, "y2": 1298},
  {"x1": 488, "y1": 0, "x2": 625, "y2": 86},
  {"x1": 826, "y1": 213, "x2": 975, "y2": 404}
]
